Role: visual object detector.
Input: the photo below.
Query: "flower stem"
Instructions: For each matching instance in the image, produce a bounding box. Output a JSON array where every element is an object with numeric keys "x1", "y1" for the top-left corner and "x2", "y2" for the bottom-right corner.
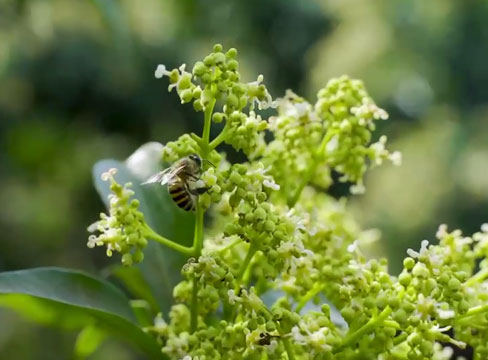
[
  {"x1": 465, "y1": 267, "x2": 488, "y2": 287},
  {"x1": 262, "y1": 307, "x2": 296, "y2": 360},
  {"x1": 143, "y1": 226, "x2": 195, "y2": 256},
  {"x1": 281, "y1": 336, "x2": 296, "y2": 360},
  {"x1": 209, "y1": 121, "x2": 231, "y2": 150},
  {"x1": 190, "y1": 96, "x2": 215, "y2": 333},
  {"x1": 217, "y1": 237, "x2": 242, "y2": 254},
  {"x1": 393, "y1": 333, "x2": 408, "y2": 346},
  {"x1": 237, "y1": 244, "x2": 257, "y2": 282},
  {"x1": 295, "y1": 283, "x2": 324, "y2": 313},
  {"x1": 456, "y1": 304, "x2": 488, "y2": 322},
  {"x1": 287, "y1": 131, "x2": 335, "y2": 207},
  {"x1": 202, "y1": 99, "x2": 216, "y2": 155},
  {"x1": 193, "y1": 204, "x2": 204, "y2": 254},
  {"x1": 335, "y1": 306, "x2": 392, "y2": 352}
]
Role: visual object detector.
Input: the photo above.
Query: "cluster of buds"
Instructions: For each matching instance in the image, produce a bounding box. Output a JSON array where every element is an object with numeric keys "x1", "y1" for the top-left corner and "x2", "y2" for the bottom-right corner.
[
  {"x1": 87, "y1": 169, "x2": 147, "y2": 266},
  {"x1": 156, "y1": 44, "x2": 274, "y2": 157},
  {"x1": 315, "y1": 76, "x2": 401, "y2": 192}
]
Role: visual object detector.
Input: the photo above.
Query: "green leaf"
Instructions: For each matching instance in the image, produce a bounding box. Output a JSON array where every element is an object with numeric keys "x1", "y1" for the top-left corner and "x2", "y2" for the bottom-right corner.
[
  {"x1": 110, "y1": 265, "x2": 160, "y2": 314},
  {"x1": 0, "y1": 267, "x2": 164, "y2": 359},
  {"x1": 75, "y1": 325, "x2": 107, "y2": 359},
  {"x1": 92, "y1": 142, "x2": 194, "y2": 314}
]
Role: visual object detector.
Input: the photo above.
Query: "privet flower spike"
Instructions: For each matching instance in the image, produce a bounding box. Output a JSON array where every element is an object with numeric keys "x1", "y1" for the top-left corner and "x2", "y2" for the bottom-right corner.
[{"x1": 86, "y1": 45, "x2": 488, "y2": 359}]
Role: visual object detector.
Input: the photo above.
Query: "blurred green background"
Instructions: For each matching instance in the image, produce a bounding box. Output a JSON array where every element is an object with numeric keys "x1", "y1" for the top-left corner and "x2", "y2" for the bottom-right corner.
[{"x1": 1, "y1": 0, "x2": 487, "y2": 358}]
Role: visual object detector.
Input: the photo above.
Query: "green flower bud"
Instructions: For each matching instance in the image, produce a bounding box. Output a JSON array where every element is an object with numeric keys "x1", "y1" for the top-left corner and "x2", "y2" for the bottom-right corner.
[
  {"x1": 193, "y1": 61, "x2": 206, "y2": 76},
  {"x1": 230, "y1": 171, "x2": 242, "y2": 185},
  {"x1": 399, "y1": 272, "x2": 412, "y2": 286},
  {"x1": 264, "y1": 220, "x2": 275, "y2": 232},
  {"x1": 213, "y1": 112, "x2": 225, "y2": 123},
  {"x1": 447, "y1": 277, "x2": 460, "y2": 291},
  {"x1": 412, "y1": 263, "x2": 429, "y2": 278},
  {"x1": 122, "y1": 253, "x2": 133, "y2": 266},
  {"x1": 181, "y1": 89, "x2": 193, "y2": 103},
  {"x1": 226, "y1": 48, "x2": 237, "y2": 59},
  {"x1": 254, "y1": 207, "x2": 267, "y2": 221}
]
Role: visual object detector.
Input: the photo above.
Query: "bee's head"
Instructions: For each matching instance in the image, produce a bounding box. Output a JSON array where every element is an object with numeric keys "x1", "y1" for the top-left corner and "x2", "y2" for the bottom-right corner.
[{"x1": 188, "y1": 153, "x2": 202, "y2": 167}]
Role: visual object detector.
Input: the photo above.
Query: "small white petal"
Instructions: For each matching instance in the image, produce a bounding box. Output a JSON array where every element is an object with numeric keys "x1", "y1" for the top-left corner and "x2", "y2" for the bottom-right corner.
[
  {"x1": 437, "y1": 309, "x2": 455, "y2": 319},
  {"x1": 263, "y1": 179, "x2": 280, "y2": 190},
  {"x1": 326, "y1": 135, "x2": 339, "y2": 153},
  {"x1": 347, "y1": 241, "x2": 358, "y2": 253},
  {"x1": 389, "y1": 151, "x2": 402, "y2": 166},
  {"x1": 481, "y1": 223, "x2": 488, "y2": 233},
  {"x1": 407, "y1": 248, "x2": 420, "y2": 258},
  {"x1": 155, "y1": 64, "x2": 168, "y2": 79}
]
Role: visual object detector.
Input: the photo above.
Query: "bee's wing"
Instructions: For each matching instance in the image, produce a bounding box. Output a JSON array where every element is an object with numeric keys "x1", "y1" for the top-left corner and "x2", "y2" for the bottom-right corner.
[{"x1": 141, "y1": 165, "x2": 185, "y2": 185}]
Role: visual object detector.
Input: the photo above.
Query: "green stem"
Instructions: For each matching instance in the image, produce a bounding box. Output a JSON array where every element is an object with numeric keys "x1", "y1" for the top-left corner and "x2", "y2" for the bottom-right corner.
[
  {"x1": 281, "y1": 336, "x2": 296, "y2": 360},
  {"x1": 202, "y1": 99, "x2": 216, "y2": 155},
  {"x1": 383, "y1": 320, "x2": 401, "y2": 330},
  {"x1": 287, "y1": 131, "x2": 335, "y2": 207},
  {"x1": 295, "y1": 283, "x2": 325, "y2": 313},
  {"x1": 456, "y1": 304, "x2": 488, "y2": 322},
  {"x1": 143, "y1": 226, "x2": 195, "y2": 256},
  {"x1": 335, "y1": 306, "x2": 392, "y2": 352},
  {"x1": 189, "y1": 96, "x2": 215, "y2": 334},
  {"x1": 465, "y1": 267, "x2": 488, "y2": 287},
  {"x1": 262, "y1": 307, "x2": 296, "y2": 360},
  {"x1": 237, "y1": 244, "x2": 257, "y2": 282},
  {"x1": 217, "y1": 237, "x2": 242, "y2": 254},
  {"x1": 393, "y1": 333, "x2": 408, "y2": 346},
  {"x1": 193, "y1": 204, "x2": 204, "y2": 254},
  {"x1": 209, "y1": 121, "x2": 231, "y2": 150}
]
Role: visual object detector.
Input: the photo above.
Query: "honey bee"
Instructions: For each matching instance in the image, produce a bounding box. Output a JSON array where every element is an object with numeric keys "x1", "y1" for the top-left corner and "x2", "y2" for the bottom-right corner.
[{"x1": 142, "y1": 153, "x2": 211, "y2": 211}]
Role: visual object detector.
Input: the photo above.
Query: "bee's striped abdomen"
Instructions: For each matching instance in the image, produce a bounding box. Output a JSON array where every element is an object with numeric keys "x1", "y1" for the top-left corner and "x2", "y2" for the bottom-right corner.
[{"x1": 168, "y1": 181, "x2": 194, "y2": 211}]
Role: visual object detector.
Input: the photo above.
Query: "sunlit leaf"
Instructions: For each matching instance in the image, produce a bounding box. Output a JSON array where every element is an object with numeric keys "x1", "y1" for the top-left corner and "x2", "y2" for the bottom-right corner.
[{"x1": 74, "y1": 325, "x2": 107, "y2": 359}]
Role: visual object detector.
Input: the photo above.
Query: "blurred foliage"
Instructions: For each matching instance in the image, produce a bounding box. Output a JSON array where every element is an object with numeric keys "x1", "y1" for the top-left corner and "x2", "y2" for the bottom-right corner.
[{"x1": 0, "y1": 0, "x2": 487, "y2": 358}]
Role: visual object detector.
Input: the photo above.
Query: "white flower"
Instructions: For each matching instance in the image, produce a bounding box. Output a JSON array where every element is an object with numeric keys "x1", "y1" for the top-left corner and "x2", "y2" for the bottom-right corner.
[
  {"x1": 347, "y1": 241, "x2": 358, "y2": 253},
  {"x1": 227, "y1": 289, "x2": 241, "y2": 305},
  {"x1": 389, "y1": 151, "x2": 402, "y2": 166},
  {"x1": 437, "y1": 308, "x2": 455, "y2": 320},
  {"x1": 350, "y1": 182, "x2": 365, "y2": 194},
  {"x1": 101, "y1": 167, "x2": 118, "y2": 181},
  {"x1": 154, "y1": 313, "x2": 167, "y2": 330},
  {"x1": 407, "y1": 239, "x2": 429, "y2": 259},
  {"x1": 248, "y1": 75, "x2": 276, "y2": 110},
  {"x1": 436, "y1": 224, "x2": 448, "y2": 239},
  {"x1": 155, "y1": 64, "x2": 171, "y2": 79},
  {"x1": 291, "y1": 326, "x2": 307, "y2": 344},
  {"x1": 326, "y1": 135, "x2": 339, "y2": 153},
  {"x1": 351, "y1": 101, "x2": 388, "y2": 120},
  {"x1": 263, "y1": 179, "x2": 280, "y2": 191},
  {"x1": 481, "y1": 223, "x2": 488, "y2": 233}
]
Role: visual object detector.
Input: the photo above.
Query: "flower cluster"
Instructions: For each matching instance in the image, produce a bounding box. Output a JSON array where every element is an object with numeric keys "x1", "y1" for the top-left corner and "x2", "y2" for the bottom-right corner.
[
  {"x1": 156, "y1": 44, "x2": 274, "y2": 158},
  {"x1": 87, "y1": 168, "x2": 147, "y2": 266},
  {"x1": 314, "y1": 76, "x2": 397, "y2": 188},
  {"x1": 87, "y1": 45, "x2": 488, "y2": 360}
]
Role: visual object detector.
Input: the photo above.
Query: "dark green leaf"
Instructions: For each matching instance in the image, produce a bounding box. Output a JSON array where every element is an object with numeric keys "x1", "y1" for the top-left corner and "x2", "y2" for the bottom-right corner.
[
  {"x1": 92, "y1": 142, "x2": 194, "y2": 314},
  {"x1": 110, "y1": 265, "x2": 160, "y2": 314},
  {"x1": 0, "y1": 267, "x2": 164, "y2": 359}
]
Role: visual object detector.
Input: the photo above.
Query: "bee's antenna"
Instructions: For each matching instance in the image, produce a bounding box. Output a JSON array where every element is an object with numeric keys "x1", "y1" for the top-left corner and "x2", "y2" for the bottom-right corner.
[{"x1": 203, "y1": 159, "x2": 215, "y2": 168}]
